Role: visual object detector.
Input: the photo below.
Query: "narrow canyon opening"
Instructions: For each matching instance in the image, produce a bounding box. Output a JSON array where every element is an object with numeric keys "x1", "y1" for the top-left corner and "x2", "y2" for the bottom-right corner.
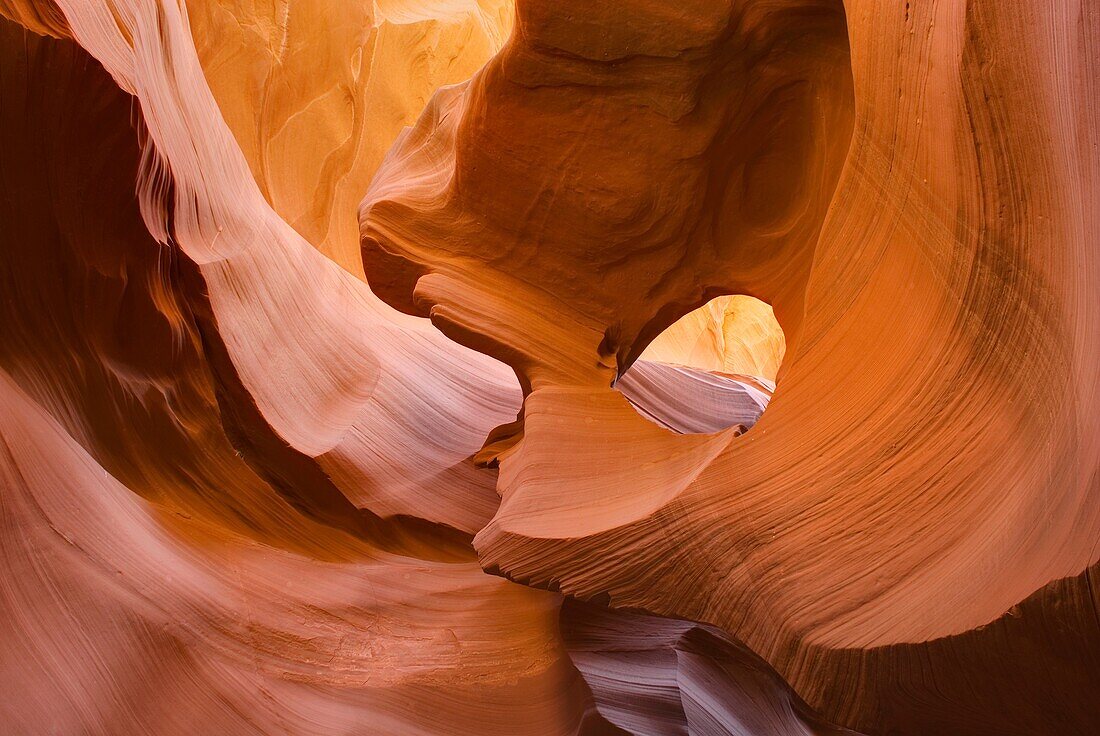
[{"x1": 616, "y1": 295, "x2": 785, "y2": 434}]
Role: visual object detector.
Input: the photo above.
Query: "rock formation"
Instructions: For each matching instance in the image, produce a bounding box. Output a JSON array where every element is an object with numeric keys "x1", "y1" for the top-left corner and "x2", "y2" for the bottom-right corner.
[{"x1": 0, "y1": 0, "x2": 1097, "y2": 734}]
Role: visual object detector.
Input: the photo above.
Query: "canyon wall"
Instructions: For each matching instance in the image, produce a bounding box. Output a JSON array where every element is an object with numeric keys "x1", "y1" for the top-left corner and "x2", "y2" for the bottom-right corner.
[{"x1": 1, "y1": 1, "x2": 1097, "y2": 734}]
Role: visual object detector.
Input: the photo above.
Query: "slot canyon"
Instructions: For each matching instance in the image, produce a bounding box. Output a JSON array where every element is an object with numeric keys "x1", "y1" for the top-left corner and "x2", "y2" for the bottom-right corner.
[{"x1": 0, "y1": 0, "x2": 1097, "y2": 734}]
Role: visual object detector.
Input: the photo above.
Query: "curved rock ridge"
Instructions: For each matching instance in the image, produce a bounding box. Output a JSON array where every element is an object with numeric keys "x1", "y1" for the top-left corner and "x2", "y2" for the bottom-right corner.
[
  {"x1": 45, "y1": 0, "x2": 524, "y2": 536},
  {"x1": 0, "y1": 0, "x2": 1097, "y2": 734}
]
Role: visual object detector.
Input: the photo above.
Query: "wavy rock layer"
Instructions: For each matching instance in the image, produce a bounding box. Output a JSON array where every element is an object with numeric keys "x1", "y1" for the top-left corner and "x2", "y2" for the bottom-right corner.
[{"x1": 1, "y1": 0, "x2": 1098, "y2": 735}]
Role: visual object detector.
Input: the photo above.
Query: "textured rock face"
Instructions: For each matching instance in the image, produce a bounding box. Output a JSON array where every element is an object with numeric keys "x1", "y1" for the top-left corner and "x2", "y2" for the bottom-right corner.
[{"x1": 0, "y1": 1, "x2": 1097, "y2": 735}]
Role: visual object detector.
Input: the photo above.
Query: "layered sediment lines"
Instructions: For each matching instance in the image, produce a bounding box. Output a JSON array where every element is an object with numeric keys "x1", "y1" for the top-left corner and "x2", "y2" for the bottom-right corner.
[{"x1": 0, "y1": 0, "x2": 1097, "y2": 734}]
